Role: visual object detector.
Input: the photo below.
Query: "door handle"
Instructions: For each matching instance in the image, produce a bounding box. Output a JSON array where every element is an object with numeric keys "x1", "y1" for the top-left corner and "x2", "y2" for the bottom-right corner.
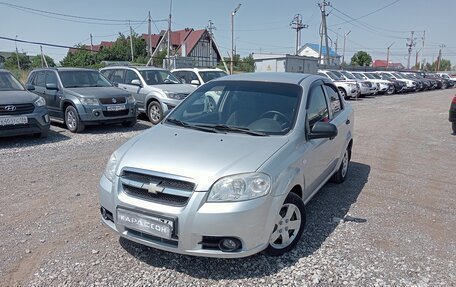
[{"x1": 345, "y1": 119, "x2": 350, "y2": 125}]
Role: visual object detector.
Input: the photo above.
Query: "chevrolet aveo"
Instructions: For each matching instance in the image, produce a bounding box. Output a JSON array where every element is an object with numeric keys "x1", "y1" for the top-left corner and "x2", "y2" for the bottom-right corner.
[{"x1": 98, "y1": 72, "x2": 354, "y2": 258}]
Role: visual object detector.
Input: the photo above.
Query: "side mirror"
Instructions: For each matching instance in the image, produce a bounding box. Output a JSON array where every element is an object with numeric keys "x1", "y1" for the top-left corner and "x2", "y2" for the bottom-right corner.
[
  {"x1": 308, "y1": 122, "x2": 338, "y2": 140},
  {"x1": 26, "y1": 84, "x2": 35, "y2": 91},
  {"x1": 46, "y1": 83, "x2": 58, "y2": 90},
  {"x1": 131, "y1": 79, "x2": 142, "y2": 87},
  {"x1": 190, "y1": 79, "x2": 201, "y2": 86}
]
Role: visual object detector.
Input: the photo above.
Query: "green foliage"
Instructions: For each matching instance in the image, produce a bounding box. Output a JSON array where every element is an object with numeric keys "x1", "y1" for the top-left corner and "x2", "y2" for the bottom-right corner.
[
  {"x1": 31, "y1": 55, "x2": 56, "y2": 68},
  {"x1": 424, "y1": 58, "x2": 452, "y2": 71},
  {"x1": 4, "y1": 53, "x2": 31, "y2": 70},
  {"x1": 350, "y1": 51, "x2": 372, "y2": 66},
  {"x1": 153, "y1": 50, "x2": 168, "y2": 67},
  {"x1": 221, "y1": 54, "x2": 253, "y2": 73}
]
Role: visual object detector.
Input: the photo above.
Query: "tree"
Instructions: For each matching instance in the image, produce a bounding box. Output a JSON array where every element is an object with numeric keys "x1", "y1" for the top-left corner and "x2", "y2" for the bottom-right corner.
[
  {"x1": 4, "y1": 53, "x2": 31, "y2": 70},
  {"x1": 350, "y1": 51, "x2": 372, "y2": 66},
  {"x1": 31, "y1": 54, "x2": 56, "y2": 68},
  {"x1": 60, "y1": 45, "x2": 96, "y2": 67},
  {"x1": 238, "y1": 54, "x2": 255, "y2": 72},
  {"x1": 424, "y1": 58, "x2": 452, "y2": 71}
]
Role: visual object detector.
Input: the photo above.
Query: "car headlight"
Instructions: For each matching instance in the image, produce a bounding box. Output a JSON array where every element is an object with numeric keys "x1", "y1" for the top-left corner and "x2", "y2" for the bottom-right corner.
[
  {"x1": 127, "y1": 95, "x2": 136, "y2": 103},
  {"x1": 80, "y1": 98, "x2": 100, "y2": 106},
  {"x1": 34, "y1": 96, "x2": 46, "y2": 107},
  {"x1": 104, "y1": 152, "x2": 118, "y2": 182},
  {"x1": 347, "y1": 83, "x2": 356, "y2": 87},
  {"x1": 207, "y1": 173, "x2": 271, "y2": 202}
]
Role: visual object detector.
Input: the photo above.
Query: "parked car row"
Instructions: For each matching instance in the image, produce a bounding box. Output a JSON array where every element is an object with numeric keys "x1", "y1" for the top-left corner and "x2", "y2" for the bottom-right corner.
[
  {"x1": 318, "y1": 69, "x2": 454, "y2": 100},
  {"x1": 0, "y1": 66, "x2": 228, "y2": 138}
]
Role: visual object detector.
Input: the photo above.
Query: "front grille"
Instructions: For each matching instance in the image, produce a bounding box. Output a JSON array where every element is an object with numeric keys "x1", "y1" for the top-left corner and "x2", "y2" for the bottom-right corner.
[
  {"x1": 0, "y1": 103, "x2": 35, "y2": 115},
  {"x1": 121, "y1": 170, "x2": 195, "y2": 206},
  {"x1": 99, "y1": 97, "x2": 126, "y2": 104},
  {"x1": 102, "y1": 110, "x2": 129, "y2": 117}
]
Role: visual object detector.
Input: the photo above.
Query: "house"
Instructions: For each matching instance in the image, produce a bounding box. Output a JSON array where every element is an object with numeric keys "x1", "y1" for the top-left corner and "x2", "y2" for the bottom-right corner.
[
  {"x1": 298, "y1": 43, "x2": 341, "y2": 66},
  {"x1": 68, "y1": 41, "x2": 114, "y2": 54},
  {"x1": 142, "y1": 28, "x2": 223, "y2": 68},
  {"x1": 372, "y1": 59, "x2": 404, "y2": 69}
]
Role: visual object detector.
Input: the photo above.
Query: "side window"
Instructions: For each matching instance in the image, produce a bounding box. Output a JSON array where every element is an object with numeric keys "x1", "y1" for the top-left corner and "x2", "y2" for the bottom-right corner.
[
  {"x1": 189, "y1": 72, "x2": 199, "y2": 82},
  {"x1": 125, "y1": 70, "x2": 140, "y2": 85},
  {"x1": 34, "y1": 71, "x2": 46, "y2": 87},
  {"x1": 324, "y1": 84, "x2": 343, "y2": 118},
  {"x1": 45, "y1": 71, "x2": 58, "y2": 86},
  {"x1": 173, "y1": 71, "x2": 185, "y2": 83},
  {"x1": 100, "y1": 70, "x2": 113, "y2": 81},
  {"x1": 306, "y1": 85, "x2": 329, "y2": 128},
  {"x1": 111, "y1": 69, "x2": 125, "y2": 84}
]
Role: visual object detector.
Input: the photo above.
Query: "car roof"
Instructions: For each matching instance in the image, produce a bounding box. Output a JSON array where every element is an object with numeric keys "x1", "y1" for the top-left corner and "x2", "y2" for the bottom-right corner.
[
  {"x1": 172, "y1": 68, "x2": 225, "y2": 72},
  {"x1": 210, "y1": 72, "x2": 320, "y2": 85},
  {"x1": 31, "y1": 67, "x2": 97, "y2": 72},
  {"x1": 101, "y1": 66, "x2": 166, "y2": 71}
]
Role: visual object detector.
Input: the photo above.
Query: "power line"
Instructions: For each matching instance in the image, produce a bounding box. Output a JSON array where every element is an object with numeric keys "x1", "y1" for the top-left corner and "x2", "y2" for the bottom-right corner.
[{"x1": 0, "y1": 35, "x2": 92, "y2": 51}]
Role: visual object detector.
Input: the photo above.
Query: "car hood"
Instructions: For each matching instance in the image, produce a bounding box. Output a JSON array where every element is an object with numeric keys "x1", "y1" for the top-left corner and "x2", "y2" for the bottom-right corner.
[
  {"x1": 0, "y1": 90, "x2": 39, "y2": 105},
  {"x1": 116, "y1": 124, "x2": 288, "y2": 191},
  {"x1": 145, "y1": 84, "x2": 196, "y2": 94},
  {"x1": 65, "y1": 87, "x2": 130, "y2": 98}
]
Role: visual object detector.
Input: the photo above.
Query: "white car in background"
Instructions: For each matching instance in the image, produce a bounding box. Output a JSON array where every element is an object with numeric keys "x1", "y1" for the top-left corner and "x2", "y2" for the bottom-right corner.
[
  {"x1": 318, "y1": 70, "x2": 360, "y2": 99},
  {"x1": 351, "y1": 71, "x2": 393, "y2": 95},
  {"x1": 171, "y1": 68, "x2": 228, "y2": 86},
  {"x1": 335, "y1": 70, "x2": 378, "y2": 97}
]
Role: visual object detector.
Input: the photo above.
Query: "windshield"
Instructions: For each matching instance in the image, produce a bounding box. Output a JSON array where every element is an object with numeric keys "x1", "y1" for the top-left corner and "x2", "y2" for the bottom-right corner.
[
  {"x1": 326, "y1": 71, "x2": 341, "y2": 80},
  {"x1": 165, "y1": 80, "x2": 301, "y2": 136},
  {"x1": 352, "y1": 73, "x2": 365, "y2": 80},
  {"x1": 341, "y1": 71, "x2": 357, "y2": 80},
  {"x1": 381, "y1": 73, "x2": 394, "y2": 80},
  {"x1": 392, "y1": 73, "x2": 404, "y2": 79},
  {"x1": 364, "y1": 73, "x2": 376, "y2": 79},
  {"x1": 0, "y1": 72, "x2": 25, "y2": 91},
  {"x1": 331, "y1": 70, "x2": 344, "y2": 79},
  {"x1": 199, "y1": 71, "x2": 228, "y2": 83},
  {"x1": 58, "y1": 70, "x2": 111, "y2": 88},
  {"x1": 140, "y1": 70, "x2": 181, "y2": 85}
]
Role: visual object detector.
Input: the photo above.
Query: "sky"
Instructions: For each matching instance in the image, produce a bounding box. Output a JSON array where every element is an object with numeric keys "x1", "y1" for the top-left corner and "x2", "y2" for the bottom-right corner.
[{"x1": 1, "y1": 0, "x2": 455, "y2": 67}]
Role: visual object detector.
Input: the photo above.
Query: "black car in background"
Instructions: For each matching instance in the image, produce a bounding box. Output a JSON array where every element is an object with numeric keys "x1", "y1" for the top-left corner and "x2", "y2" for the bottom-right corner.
[{"x1": 0, "y1": 69, "x2": 50, "y2": 138}]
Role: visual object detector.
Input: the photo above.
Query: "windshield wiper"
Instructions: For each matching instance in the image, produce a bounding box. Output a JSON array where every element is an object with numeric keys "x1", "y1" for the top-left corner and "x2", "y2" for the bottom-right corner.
[
  {"x1": 195, "y1": 124, "x2": 267, "y2": 136},
  {"x1": 166, "y1": 118, "x2": 218, "y2": 133}
]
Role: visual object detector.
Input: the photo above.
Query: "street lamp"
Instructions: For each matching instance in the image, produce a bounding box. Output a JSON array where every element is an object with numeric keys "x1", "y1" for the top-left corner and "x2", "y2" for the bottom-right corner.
[
  {"x1": 231, "y1": 3, "x2": 241, "y2": 74},
  {"x1": 342, "y1": 30, "x2": 351, "y2": 66}
]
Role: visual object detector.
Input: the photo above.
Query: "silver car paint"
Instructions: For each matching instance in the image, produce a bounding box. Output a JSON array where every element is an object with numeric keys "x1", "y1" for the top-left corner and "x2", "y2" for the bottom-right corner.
[{"x1": 98, "y1": 72, "x2": 354, "y2": 258}]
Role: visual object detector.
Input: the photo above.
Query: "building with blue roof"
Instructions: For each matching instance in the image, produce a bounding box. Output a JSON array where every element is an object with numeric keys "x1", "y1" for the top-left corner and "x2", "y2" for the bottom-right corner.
[{"x1": 298, "y1": 43, "x2": 341, "y2": 66}]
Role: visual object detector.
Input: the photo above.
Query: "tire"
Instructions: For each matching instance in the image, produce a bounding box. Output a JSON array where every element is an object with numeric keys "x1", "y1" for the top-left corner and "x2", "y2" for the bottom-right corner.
[
  {"x1": 121, "y1": 118, "x2": 137, "y2": 128},
  {"x1": 386, "y1": 85, "x2": 395, "y2": 95},
  {"x1": 332, "y1": 146, "x2": 351, "y2": 183},
  {"x1": 206, "y1": 96, "x2": 216, "y2": 112},
  {"x1": 442, "y1": 82, "x2": 448, "y2": 89},
  {"x1": 338, "y1": 88, "x2": 348, "y2": 99},
  {"x1": 452, "y1": 122, "x2": 456, "y2": 134},
  {"x1": 263, "y1": 192, "x2": 306, "y2": 256},
  {"x1": 65, "y1": 105, "x2": 85, "y2": 133},
  {"x1": 147, "y1": 101, "x2": 163, "y2": 125}
]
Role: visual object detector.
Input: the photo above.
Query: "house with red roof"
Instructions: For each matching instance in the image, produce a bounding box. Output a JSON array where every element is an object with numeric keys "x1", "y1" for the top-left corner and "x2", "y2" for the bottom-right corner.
[
  {"x1": 142, "y1": 28, "x2": 223, "y2": 68},
  {"x1": 373, "y1": 59, "x2": 404, "y2": 69}
]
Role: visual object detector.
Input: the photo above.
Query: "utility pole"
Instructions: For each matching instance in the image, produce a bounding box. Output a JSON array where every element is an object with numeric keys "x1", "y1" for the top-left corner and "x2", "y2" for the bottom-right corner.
[
  {"x1": 207, "y1": 20, "x2": 215, "y2": 67},
  {"x1": 231, "y1": 4, "x2": 241, "y2": 74},
  {"x1": 436, "y1": 44, "x2": 445, "y2": 72},
  {"x1": 148, "y1": 11, "x2": 152, "y2": 58},
  {"x1": 415, "y1": 48, "x2": 421, "y2": 69},
  {"x1": 318, "y1": 0, "x2": 331, "y2": 65},
  {"x1": 90, "y1": 33, "x2": 93, "y2": 54},
  {"x1": 335, "y1": 27, "x2": 341, "y2": 56},
  {"x1": 406, "y1": 31, "x2": 417, "y2": 69},
  {"x1": 40, "y1": 45, "x2": 48, "y2": 68},
  {"x1": 420, "y1": 30, "x2": 425, "y2": 69},
  {"x1": 167, "y1": 0, "x2": 172, "y2": 69},
  {"x1": 15, "y1": 35, "x2": 20, "y2": 71},
  {"x1": 290, "y1": 14, "x2": 308, "y2": 55},
  {"x1": 129, "y1": 22, "x2": 134, "y2": 62},
  {"x1": 342, "y1": 30, "x2": 350, "y2": 66},
  {"x1": 386, "y1": 42, "x2": 394, "y2": 68}
]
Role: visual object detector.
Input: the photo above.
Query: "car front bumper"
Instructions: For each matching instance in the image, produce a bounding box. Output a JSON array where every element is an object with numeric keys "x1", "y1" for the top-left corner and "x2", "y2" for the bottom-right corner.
[
  {"x1": 78, "y1": 103, "x2": 137, "y2": 125},
  {"x1": 98, "y1": 174, "x2": 283, "y2": 258},
  {"x1": 0, "y1": 107, "x2": 50, "y2": 138}
]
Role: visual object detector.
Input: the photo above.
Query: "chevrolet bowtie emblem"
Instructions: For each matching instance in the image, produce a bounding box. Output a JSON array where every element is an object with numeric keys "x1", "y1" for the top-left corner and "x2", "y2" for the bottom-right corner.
[{"x1": 147, "y1": 182, "x2": 164, "y2": 194}]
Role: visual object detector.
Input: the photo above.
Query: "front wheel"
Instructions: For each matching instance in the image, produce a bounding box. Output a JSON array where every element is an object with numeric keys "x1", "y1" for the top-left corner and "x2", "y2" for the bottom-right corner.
[
  {"x1": 147, "y1": 101, "x2": 163, "y2": 125},
  {"x1": 338, "y1": 88, "x2": 348, "y2": 99},
  {"x1": 386, "y1": 85, "x2": 395, "y2": 95},
  {"x1": 263, "y1": 192, "x2": 306, "y2": 256},
  {"x1": 65, "y1": 106, "x2": 85, "y2": 133}
]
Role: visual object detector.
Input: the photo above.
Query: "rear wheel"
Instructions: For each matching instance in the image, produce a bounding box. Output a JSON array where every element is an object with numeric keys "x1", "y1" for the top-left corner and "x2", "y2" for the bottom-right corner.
[
  {"x1": 264, "y1": 192, "x2": 306, "y2": 256},
  {"x1": 65, "y1": 105, "x2": 85, "y2": 133},
  {"x1": 332, "y1": 147, "x2": 351, "y2": 183},
  {"x1": 147, "y1": 101, "x2": 163, "y2": 125}
]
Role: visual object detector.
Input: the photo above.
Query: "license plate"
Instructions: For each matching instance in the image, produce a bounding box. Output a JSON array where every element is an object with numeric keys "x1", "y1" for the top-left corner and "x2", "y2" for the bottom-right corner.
[
  {"x1": 0, "y1": 116, "x2": 28, "y2": 126},
  {"x1": 117, "y1": 209, "x2": 173, "y2": 239},
  {"x1": 107, "y1": 105, "x2": 126, "y2": 111}
]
